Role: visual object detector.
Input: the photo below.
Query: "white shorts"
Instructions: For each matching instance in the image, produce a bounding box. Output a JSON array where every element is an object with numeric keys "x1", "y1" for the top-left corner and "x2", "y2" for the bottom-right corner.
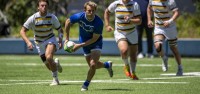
[
  {"x1": 114, "y1": 30, "x2": 138, "y2": 44},
  {"x1": 154, "y1": 25, "x2": 177, "y2": 40},
  {"x1": 35, "y1": 36, "x2": 59, "y2": 55}
]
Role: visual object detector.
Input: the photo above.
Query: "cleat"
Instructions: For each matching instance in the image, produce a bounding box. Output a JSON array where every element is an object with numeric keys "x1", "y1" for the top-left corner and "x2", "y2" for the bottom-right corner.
[
  {"x1": 50, "y1": 79, "x2": 59, "y2": 86},
  {"x1": 106, "y1": 61, "x2": 113, "y2": 77},
  {"x1": 124, "y1": 65, "x2": 131, "y2": 77},
  {"x1": 137, "y1": 53, "x2": 144, "y2": 58},
  {"x1": 162, "y1": 56, "x2": 168, "y2": 72},
  {"x1": 176, "y1": 68, "x2": 183, "y2": 76},
  {"x1": 55, "y1": 58, "x2": 62, "y2": 73},
  {"x1": 81, "y1": 85, "x2": 88, "y2": 91},
  {"x1": 130, "y1": 72, "x2": 139, "y2": 80}
]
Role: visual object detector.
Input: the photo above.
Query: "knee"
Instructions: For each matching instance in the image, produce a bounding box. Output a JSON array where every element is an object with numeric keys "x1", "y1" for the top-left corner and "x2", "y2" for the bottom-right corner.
[
  {"x1": 154, "y1": 40, "x2": 163, "y2": 53},
  {"x1": 90, "y1": 63, "x2": 96, "y2": 69},
  {"x1": 120, "y1": 48, "x2": 128, "y2": 55}
]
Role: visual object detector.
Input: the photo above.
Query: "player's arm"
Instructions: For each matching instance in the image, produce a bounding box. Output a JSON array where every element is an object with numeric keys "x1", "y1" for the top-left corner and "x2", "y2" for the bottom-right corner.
[
  {"x1": 163, "y1": 9, "x2": 179, "y2": 27},
  {"x1": 57, "y1": 28, "x2": 64, "y2": 49},
  {"x1": 20, "y1": 27, "x2": 33, "y2": 51},
  {"x1": 104, "y1": 9, "x2": 114, "y2": 32},
  {"x1": 147, "y1": 4, "x2": 154, "y2": 28},
  {"x1": 129, "y1": 16, "x2": 142, "y2": 25},
  {"x1": 81, "y1": 33, "x2": 100, "y2": 47},
  {"x1": 73, "y1": 33, "x2": 100, "y2": 51},
  {"x1": 64, "y1": 18, "x2": 71, "y2": 44},
  {"x1": 171, "y1": 9, "x2": 179, "y2": 22}
]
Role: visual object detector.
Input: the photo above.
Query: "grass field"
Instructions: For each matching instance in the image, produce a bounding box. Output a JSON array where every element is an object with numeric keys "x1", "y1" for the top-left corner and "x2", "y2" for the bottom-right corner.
[{"x1": 0, "y1": 55, "x2": 200, "y2": 94}]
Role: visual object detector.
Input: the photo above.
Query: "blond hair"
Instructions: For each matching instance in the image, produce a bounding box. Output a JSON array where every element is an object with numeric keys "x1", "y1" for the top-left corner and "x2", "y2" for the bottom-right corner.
[{"x1": 84, "y1": 1, "x2": 97, "y2": 10}]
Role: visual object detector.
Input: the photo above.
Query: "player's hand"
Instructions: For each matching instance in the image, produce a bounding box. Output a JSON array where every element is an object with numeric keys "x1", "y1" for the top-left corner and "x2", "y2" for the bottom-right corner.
[
  {"x1": 163, "y1": 21, "x2": 170, "y2": 27},
  {"x1": 124, "y1": 16, "x2": 130, "y2": 22},
  {"x1": 72, "y1": 43, "x2": 81, "y2": 52},
  {"x1": 148, "y1": 21, "x2": 154, "y2": 28},
  {"x1": 106, "y1": 25, "x2": 114, "y2": 32},
  {"x1": 64, "y1": 40, "x2": 69, "y2": 45},
  {"x1": 27, "y1": 42, "x2": 34, "y2": 51}
]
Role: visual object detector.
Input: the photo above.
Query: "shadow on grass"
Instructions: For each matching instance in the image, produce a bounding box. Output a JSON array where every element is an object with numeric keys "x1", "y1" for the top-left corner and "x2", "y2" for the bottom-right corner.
[{"x1": 95, "y1": 88, "x2": 132, "y2": 91}]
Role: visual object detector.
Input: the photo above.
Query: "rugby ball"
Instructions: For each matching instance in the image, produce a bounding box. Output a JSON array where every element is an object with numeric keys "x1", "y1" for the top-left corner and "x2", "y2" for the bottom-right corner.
[{"x1": 64, "y1": 41, "x2": 75, "y2": 53}]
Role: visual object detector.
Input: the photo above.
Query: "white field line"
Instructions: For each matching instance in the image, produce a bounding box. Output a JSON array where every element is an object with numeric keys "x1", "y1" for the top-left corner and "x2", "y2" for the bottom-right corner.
[
  {"x1": 6, "y1": 63, "x2": 168, "y2": 67},
  {"x1": 0, "y1": 79, "x2": 188, "y2": 86},
  {"x1": 160, "y1": 72, "x2": 200, "y2": 76},
  {"x1": 1, "y1": 72, "x2": 199, "y2": 86}
]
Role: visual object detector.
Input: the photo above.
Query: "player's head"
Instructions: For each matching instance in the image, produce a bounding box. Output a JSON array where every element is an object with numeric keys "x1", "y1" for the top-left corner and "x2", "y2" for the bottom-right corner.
[
  {"x1": 84, "y1": 1, "x2": 97, "y2": 18},
  {"x1": 37, "y1": 0, "x2": 49, "y2": 15}
]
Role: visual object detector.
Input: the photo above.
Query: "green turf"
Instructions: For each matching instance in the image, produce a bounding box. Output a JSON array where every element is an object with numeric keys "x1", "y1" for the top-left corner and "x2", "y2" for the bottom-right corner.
[{"x1": 0, "y1": 55, "x2": 200, "y2": 94}]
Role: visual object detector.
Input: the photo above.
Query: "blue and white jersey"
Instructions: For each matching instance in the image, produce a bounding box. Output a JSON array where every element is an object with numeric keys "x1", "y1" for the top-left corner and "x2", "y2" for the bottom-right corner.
[
  {"x1": 149, "y1": 0, "x2": 178, "y2": 27},
  {"x1": 70, "y1": 12, "x2": 103, "y2": 44}
]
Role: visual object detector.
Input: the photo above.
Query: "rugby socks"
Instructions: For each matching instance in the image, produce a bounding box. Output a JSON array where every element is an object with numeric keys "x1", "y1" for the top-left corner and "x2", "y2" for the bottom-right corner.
[
  {"x1": 104, "y1": 61, "x2": 110, "y2": 68},
  {"x1": 129, "y1": 62, "x2": 136, "y2": 72},
  {"x1": 52, "y1": 71, "x2": 58, "y2": 80},
  {"x1": 83, "y1": 80, "x2": 90, "y2": 88},
  {"x1": 178, "y1": 64, "x2": 183, "y2": 70},
  {"x1": 123, "y1": 59, "x2": 129, "y2": 65}
]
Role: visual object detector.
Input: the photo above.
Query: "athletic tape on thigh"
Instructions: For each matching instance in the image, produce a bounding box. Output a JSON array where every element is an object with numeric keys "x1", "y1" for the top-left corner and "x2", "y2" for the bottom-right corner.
[
  {"x1": 154, "y1": 39, "x2": 163, "y2": 52},
  {"x1": 168, "y1": 39, "x2": 177, "y2": 46},
  {"x1": 40, "y1": 54, "x2": 46, "y2": 63}
]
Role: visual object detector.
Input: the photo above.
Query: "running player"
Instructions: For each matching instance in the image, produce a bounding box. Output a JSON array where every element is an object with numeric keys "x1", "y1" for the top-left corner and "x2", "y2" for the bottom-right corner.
[
  {"x1": 20, "y1": 0, "x2": 63, "y2": 85},
  {"x1": 147, "y1": 0, "x2": 183, "y2": 76},
  {"x1": 104, "y1": 0, "x2": 142, "y2": 80},
  {"x1": 64, "y1": 1, "x2": 113, "y2": 91}
]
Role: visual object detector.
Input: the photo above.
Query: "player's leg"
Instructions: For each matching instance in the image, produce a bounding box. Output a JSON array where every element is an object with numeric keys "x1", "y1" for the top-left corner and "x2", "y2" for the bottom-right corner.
[
  {"x1": 168, "y1": 39, "x2": 183, "y2": 76},
  {"x1": 40, "y1": 54, "x2": 51, "y2": 70},
  {"x1": 126, "y1": 31, "x2": 139, "y2": 80},
  {"x1": 129, "y1": 44, "x2": 139, "y2": 80},
  {"x1": 118, "y1": 40, "x2": 130, "y2": 77},
  {"x1": 84, "y1": 47, "x2": 113, "y2": 77},
  {"x1": 114, "y1": 31, "x2": 130, "y2": 77},
  {"x1": 81, "y1": 50, "x2": 101, "y2": 91},
  {"x1": 136, "y1": 25, "x2": 144, "y2": 58},
  {"x1": 45, "y1": 44, "x2": 59, "y2": 86},
  {"x1": 154, "y1": 35, "x2": 168, "y2": 72},
  {"x1": 165, "y1": 25, "x2": 183, "y2": 76}
]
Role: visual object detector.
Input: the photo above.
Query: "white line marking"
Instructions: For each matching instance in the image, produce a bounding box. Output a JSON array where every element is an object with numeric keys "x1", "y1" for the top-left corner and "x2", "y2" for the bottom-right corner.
[
  {"x1": 6, "y1": 63, "x2": 168, "y2": 67},
  {"x1": 0, "y1": 79, "x2": 188, "y2": 86},
  {"x1": 161, "y1": 72, "x2": 200, "y2": 76}
]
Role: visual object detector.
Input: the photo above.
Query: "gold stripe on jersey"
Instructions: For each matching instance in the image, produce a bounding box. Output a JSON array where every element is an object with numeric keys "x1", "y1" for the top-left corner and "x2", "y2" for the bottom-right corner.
[
  {"x1": 117, "y1": 23, "x2": 133, "y2": 27},
  {"x1": 35, "y1": 18, "x2": 51, "y2": 21},
  {"x1": 35, "y1": 16, "x2": 52, "y2": 21},
  {"x1": 117, "y1": 27, "x2": 135, "y2": 32},
  {"x1": 152, "y1": 5, "x2": 167, "y2": 9},
  {"x1": 35, "y1": 34, "x2": 55, "y2": 43},
  {"x1": 35, "y1": 24, "x2": 52, "y2": 29},
  {"x1": 116, "y1": 11, "x2": 133, "y2": 15},
  {"x1": 35, "y1": 33, "x2": 54, "y2": 38}
]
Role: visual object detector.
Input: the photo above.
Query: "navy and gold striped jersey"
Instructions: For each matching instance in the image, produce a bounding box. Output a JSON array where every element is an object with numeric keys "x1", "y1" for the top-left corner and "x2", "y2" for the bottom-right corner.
[
  {"x1": 23, "y1": 12, "x2": 61, "y2": 43},
  {"x1": 108, "y1": 0, "x2": 141, "y2": 33},
  {"x1": 149, "y1": 0, "x2": 178, "y2": 27}
]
